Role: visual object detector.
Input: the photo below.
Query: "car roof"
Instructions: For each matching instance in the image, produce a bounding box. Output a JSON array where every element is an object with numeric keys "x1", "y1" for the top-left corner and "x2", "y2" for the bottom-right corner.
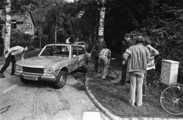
[
  {"x1": 45, "y1": 43, "x2": 71, "y2": 46},
  {"x1": 45, "y1": 43, "x2": 84, "y2": 47}
]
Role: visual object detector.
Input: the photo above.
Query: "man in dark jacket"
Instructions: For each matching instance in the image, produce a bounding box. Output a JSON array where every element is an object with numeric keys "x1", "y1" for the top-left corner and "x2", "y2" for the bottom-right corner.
[
  {"x1": 94, "y1": 36, "x2": 106, "y2": 72},
  {"x1": 120, "y1": 33, "x2": 135, "y2": 85}
]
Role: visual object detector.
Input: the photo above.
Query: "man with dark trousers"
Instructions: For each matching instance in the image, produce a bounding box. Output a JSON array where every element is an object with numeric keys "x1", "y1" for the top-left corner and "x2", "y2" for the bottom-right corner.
[
  {"x1": 120, "y1": 33, "x2": 135, "y2": 85},
  {"x1": 0, "y1": 45, "x2": 28, "y2": 78}
]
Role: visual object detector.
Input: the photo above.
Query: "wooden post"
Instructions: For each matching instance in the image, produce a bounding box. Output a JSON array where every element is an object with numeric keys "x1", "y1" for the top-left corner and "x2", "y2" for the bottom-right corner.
[{"x1": 4, "y1": 0, "x2": 11, "y2": 54}]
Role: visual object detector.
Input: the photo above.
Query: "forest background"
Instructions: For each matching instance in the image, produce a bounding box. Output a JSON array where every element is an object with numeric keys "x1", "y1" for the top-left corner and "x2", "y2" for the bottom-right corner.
[{"x1": 0, "y1": 0, "x2": 183, "y2": 81}]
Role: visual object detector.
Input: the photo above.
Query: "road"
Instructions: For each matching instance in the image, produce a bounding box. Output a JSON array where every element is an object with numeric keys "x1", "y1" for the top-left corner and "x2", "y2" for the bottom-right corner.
[{"x1": 0, "y1": 65, "x2": 110, "y2": 120}]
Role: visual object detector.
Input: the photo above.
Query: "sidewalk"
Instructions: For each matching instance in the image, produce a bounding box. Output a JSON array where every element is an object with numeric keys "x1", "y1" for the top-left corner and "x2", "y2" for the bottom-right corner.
[{"x1": 85, "y1": 62, "x2": 182, "y2": 120}]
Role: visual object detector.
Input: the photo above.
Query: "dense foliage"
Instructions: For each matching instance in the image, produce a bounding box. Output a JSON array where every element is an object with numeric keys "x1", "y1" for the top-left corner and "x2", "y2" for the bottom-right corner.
[{"x1": 1, "y1": 0, "x2": 183, "y2": 77}]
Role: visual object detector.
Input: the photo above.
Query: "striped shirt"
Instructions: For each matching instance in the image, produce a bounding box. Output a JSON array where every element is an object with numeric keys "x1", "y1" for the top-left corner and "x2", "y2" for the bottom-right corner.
[
  {"x1": 99, "y1": 48, "x2": 111, "y2": 58},
  {"x1": 123, "y1": 44, "x2": 150, "y2": 73},
  {"x1": 9, "y1": 46, "x2": 25, "y2": 56}
]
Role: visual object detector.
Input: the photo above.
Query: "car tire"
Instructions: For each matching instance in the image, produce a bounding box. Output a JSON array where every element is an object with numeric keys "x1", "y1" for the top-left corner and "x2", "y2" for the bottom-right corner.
[
  {"x1": 20, "y1": 77, "x2": 30, "y2": 84},
  {"x1": 54, "y1": 71, "x2": 67, "y2": 89}
]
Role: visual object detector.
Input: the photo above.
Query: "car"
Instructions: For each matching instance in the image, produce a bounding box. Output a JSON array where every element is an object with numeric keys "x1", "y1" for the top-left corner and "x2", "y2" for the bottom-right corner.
[
  {"x1": 74, "y1": 41, "x2": 86, "y2": 48},
  {"x1": 15, "y1": 43, "x2": 91, "y2": 89}
]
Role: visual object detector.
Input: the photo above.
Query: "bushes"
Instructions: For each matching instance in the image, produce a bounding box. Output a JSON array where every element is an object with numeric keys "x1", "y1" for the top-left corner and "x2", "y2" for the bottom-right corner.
[{"x1": 10, "y1": 29, "x2": 33, "y2": 47}]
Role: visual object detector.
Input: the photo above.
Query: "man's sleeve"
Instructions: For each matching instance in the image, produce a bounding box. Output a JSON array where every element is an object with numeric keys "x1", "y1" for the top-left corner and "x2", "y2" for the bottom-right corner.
[
  {"x1": 103, "y1": 41, "x2": 106, "y2": 47},
  {"x1": 123, "y1": 48, "x2": 131, "y2": 61},
  {"x1": 108, "y1": 50, "x2": 111, "y2": 57},
  {"x1": 146, "y1": 47, "x2": 150, "y2": 63}
]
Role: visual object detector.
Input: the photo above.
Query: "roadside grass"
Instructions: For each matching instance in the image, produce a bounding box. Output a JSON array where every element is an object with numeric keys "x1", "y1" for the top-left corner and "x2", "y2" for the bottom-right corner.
[{"x1": 87, "y1": 53, "x2": 183, "y2": 118}]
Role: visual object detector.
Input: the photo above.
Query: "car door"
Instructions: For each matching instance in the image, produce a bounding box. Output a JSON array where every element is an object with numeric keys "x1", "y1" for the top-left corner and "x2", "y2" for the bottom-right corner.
[
  {"x1": 71, "y1": 46, "x2": 79, "y2": 71},
  {"x1": 77, "y1": 46, "x2": 87, "y2": 67}
]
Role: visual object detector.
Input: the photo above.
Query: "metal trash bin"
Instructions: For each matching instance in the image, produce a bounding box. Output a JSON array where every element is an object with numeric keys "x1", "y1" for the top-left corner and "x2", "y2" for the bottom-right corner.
[{"x1": 160, "y1": 59, "x2": 179, "y2": 86}]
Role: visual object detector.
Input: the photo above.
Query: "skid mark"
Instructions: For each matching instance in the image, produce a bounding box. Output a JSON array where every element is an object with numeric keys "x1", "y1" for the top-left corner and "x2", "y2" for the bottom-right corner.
[
  {"x1": 31, "y1": 88, "x2": 53, "y2": 120},
  {"x1": 0, "y1": 105, "x2": 11, "y2": 114}
]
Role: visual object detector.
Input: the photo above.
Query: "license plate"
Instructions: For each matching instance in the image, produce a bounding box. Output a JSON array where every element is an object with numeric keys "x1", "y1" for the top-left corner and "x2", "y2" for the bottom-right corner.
[{"x1": 24, "y1": 75, "x2": 38, "y2": 81}]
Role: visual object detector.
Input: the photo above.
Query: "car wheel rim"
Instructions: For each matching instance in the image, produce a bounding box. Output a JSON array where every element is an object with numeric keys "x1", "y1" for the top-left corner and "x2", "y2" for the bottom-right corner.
[{"x1": 59, "y1": 75, "x2": 65, "y2": 85}]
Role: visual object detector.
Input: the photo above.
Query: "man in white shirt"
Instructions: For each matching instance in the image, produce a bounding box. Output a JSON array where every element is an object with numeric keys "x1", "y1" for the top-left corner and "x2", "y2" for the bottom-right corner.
[{"x1": 0, "y1": 45, "x2": 28, "y2": 78}]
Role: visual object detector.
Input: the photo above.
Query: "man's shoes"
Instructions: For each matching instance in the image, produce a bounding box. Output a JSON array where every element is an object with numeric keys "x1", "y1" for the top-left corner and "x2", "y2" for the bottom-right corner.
[
  {"x1": 137, "y1": 103, "x2": 143, "y2": 107},
  {"x1": 143, "y1": 94, "x2": 147, "y2": 96},
  {"x1": 102, "y1": 77, "x2": 106, "y2": 80},
  {"x1": 0, "y1": 73, "x2": 5, "y2": 78}
]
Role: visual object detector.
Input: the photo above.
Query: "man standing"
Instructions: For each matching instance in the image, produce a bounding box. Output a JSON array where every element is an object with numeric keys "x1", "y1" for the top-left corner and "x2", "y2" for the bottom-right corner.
[
  {"x1": 120, "y1": 33, "x2": 135, "y2": 85},
  {"x1": 94, "y1": 36, "x2": 106, "y2": 72},
  {"x1": 99, "y1": 47, "x2": 111, "y2": 80},
  {"x1": 123, "y1": 36, "x2": 150, "y2": 107},
  {"x1": 0, "y1": 45, "x2": 28, "y2": 78}
]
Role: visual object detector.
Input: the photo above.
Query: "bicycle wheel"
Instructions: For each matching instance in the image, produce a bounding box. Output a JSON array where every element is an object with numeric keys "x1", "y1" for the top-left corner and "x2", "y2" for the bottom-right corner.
[
  {"x1": 107, "y1": 67, "x2": 118, "y2": 79},
  {"x1": 160, "y1": 84, "x2": 183, "y2": 115}
]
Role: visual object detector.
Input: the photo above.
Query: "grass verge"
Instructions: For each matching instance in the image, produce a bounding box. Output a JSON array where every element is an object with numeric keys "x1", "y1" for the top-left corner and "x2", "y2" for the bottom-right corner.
[{"x1": 87, "y1": 53, "x2": 183, "y2": 118}]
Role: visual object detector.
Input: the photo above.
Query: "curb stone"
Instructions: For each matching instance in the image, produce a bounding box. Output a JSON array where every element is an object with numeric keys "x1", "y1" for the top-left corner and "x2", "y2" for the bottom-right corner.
[{"x1": 85, "y1": 76, "x2": 123, "y2": 120}]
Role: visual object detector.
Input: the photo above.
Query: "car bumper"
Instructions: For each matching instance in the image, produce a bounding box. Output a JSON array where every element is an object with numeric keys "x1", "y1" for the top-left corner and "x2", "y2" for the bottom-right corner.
[{"x1": 15, "y1": 72, "x2": 56, "y2": 82}]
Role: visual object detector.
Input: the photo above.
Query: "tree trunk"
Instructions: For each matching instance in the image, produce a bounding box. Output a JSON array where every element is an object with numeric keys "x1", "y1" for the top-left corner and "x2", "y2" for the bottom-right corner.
[
  {"x1": 98, "y1": 7, "x2": 105, "y2": 39},
  {"x1": 4, "y1": 0, "x2": 11, "y2": 54}
]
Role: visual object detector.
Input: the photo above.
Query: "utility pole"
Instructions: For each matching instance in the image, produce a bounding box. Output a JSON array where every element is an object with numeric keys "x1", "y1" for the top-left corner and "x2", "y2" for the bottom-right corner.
[{"x1": 4, "y1": 0, "x2": 11, "y2": 54}]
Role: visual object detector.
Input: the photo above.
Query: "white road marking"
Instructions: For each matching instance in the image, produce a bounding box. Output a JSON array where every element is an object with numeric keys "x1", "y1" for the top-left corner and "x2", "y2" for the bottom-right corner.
[
  {"x1": 82, "y1": 111, "x2": 102, "y2": 120},
  {"x1": 2, "y1": 84, "x2": 18, "y2": 94}
]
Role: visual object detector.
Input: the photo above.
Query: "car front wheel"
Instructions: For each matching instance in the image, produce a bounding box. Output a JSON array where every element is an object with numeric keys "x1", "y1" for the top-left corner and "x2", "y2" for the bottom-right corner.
[{"x1": 54, "y1": 71, "x2": 67, "y2": 89}]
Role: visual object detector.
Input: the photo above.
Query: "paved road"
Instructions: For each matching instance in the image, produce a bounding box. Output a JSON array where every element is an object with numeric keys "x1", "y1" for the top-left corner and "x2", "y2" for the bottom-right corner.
[{"x1": 0, "y1": 64, "x2": 110, "y2": 120}]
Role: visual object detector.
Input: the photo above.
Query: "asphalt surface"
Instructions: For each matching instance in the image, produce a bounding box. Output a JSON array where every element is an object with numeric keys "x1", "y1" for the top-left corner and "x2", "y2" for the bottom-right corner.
[{"x1": 0, "y1": 60, "x2": 110, "y2": 120}]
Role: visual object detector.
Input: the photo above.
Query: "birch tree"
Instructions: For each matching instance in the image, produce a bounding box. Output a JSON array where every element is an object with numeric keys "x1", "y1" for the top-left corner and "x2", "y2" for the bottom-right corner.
[{"x1": 4, "y1": 0, "x2": 11, "y2": 55}]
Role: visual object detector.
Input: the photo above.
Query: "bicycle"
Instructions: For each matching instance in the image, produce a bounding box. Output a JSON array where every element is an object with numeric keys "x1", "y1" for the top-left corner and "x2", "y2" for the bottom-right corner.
[
  {"x1": 160, "y1": 83, "x2": 183, "y2": 115},
  {"x1": 106, "y1": 58, "x2": 119, "y2": 79}
]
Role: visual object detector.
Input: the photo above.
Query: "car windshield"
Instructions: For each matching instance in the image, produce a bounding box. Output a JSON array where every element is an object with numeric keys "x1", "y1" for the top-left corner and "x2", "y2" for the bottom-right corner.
[{"x1": 40, "y1": 45, "x2": 70, "y2": 58}]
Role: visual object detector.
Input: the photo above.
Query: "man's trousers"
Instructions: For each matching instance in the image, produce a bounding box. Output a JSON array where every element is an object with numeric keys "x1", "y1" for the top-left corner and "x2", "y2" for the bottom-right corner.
[
  {"x1": 129, "y1": 72, "x2": 144, "y2": 106},
  {"x1": 0, "y1": 54, "x2": 16, "y2": 74},
  {"x1": 99, "y1": 55, "x2": 109, "y2": 79}
]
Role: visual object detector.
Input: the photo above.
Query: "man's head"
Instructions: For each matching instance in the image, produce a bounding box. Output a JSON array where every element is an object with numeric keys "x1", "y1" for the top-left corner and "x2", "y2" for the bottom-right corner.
[
  {"x1": 24, "y1": 46, "x2": 28, "y2": 51},
  {"x1": 98, "y1": 36, "x2": 104, "y2": 42},
  {"x1": 135, "y1": 36, "x2": 145, "y2": 43},
  {"x1": 124, "y1": 33, "x2": 131, "y2": 41}
]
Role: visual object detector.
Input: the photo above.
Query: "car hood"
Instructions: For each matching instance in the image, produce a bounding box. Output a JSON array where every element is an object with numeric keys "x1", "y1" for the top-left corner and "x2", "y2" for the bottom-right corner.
[{"x1": 17, "y1": 56, "x2": 68, "y2": 67}]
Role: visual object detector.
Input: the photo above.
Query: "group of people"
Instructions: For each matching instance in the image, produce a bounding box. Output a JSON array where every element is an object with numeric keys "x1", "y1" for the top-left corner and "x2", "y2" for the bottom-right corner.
[{"x1": 94, "y1": 33, "x2": 159, "y2": 107}]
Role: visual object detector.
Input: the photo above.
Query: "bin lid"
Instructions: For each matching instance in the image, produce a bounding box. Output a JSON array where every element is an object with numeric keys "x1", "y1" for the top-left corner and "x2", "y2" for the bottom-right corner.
[{"x1": 162, "y1": 59, "x2": 179, "y2": 64}]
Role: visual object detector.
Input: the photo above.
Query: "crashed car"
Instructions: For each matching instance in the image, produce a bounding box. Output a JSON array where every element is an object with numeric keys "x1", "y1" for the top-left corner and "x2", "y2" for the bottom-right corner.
[{"x1": 15, "y1": 43, "x2": 91, "y2": 89}]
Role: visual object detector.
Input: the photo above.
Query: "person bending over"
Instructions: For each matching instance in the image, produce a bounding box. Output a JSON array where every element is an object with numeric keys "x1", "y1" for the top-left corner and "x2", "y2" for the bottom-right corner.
[{"x1": 0, "y1": 45, "x2": 28, "y2": 78}]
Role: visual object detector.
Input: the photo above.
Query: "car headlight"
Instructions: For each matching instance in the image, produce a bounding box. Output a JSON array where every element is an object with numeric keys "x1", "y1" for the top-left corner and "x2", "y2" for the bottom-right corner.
[
  {"x1": 15, "y1": 64, "x2": 23, "y2": 72},
  {"x1": 44, "y1": 67, "x2": 55, "y2": 75}
]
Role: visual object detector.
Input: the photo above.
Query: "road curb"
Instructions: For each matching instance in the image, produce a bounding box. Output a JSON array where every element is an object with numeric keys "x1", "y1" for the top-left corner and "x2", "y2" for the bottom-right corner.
[
  {"x1": 85, "y1": 71, "x2": 183, "y2": 120},
  {"x1": 85, "y1": 76, "x2": 123, "y2": 120}
]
